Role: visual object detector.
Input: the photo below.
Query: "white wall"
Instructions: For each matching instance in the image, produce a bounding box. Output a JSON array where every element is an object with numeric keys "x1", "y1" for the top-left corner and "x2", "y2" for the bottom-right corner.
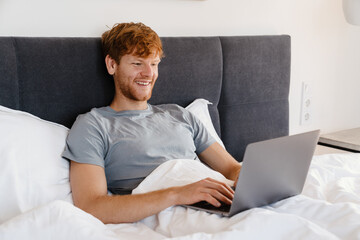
[{"x1": 1, "y1": 0, "x2": 359, "y2": 135}]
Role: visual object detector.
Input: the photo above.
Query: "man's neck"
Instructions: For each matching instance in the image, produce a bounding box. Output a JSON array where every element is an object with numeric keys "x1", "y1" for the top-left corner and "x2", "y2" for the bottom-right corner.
[{"x1": 110, "y1": 97, "x2": 148, "y2": 112}]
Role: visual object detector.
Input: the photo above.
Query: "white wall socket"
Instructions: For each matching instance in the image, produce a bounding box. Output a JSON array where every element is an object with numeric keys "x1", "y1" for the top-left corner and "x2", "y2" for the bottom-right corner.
[{"x1": 300, "y1": 82, "x2": 312, "y2": 125}]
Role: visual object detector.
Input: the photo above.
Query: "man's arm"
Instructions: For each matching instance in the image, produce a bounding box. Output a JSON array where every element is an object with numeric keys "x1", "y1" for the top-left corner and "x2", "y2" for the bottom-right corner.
[
  {"x1": 70, "y1": 161, "x2": 234, "y2": 224},
  {"x1": 198, "y1": 142, "x2": 242, "y2": 185}
]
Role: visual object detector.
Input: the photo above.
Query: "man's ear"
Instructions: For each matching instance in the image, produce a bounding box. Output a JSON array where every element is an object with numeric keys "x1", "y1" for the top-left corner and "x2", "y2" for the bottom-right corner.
[{"x1": 105, "y1": 55, "x2": 117, "y2": 75}]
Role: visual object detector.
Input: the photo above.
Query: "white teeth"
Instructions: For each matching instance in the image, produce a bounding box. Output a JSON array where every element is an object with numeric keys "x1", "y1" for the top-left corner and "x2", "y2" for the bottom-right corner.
[{"x1": 136, "y1": 82, "x2": 150, "y2": 86}]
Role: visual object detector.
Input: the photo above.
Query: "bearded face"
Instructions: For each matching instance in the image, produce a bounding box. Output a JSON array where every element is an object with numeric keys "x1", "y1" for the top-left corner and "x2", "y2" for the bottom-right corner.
[{"x1": 110, "y1": 53, "x2": 161, "y2": 103}]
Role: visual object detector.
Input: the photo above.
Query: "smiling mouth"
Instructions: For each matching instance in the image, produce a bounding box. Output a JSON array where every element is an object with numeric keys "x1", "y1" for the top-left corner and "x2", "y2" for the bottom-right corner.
[{"x1": 135, "y1": 81, "x2": 151, "y2": 86}]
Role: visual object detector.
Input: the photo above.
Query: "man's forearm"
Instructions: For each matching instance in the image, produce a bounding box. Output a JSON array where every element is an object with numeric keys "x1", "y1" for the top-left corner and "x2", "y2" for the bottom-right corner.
[
  {"x1": 78, "y1": 178, "x2": 235, "y2": 224},
  {"x1": 198, "y1": 142, "x2": 242, "y2": 183},
  {"x1": 84, "y1": 188, "x2": 178, "y2": 224},
  {"x1": 227, "y1": 164, "x2": 241, "y2": 182}
]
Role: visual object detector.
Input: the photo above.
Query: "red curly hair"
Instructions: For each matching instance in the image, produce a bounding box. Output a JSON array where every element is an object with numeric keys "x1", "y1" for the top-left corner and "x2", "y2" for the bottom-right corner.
[{"x1": 101, "y1": 22, "x2": 164, "y2": 64}]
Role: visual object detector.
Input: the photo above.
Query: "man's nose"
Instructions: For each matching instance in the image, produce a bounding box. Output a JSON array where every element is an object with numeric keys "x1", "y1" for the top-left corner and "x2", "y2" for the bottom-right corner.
[{"x1": 141, "y1": 63, "x2": 153, "y2": 77}]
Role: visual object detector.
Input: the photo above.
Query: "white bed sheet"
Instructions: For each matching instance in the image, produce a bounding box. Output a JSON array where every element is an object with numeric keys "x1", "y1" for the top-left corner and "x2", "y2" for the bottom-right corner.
[{"x1": 1, "y1": 153, "x2": 359, "y2": 240}]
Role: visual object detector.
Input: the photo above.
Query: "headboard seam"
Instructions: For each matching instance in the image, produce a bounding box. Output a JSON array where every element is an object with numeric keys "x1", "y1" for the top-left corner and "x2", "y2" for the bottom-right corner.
[
  {"x1": 217, "y1": 36, "x2": 224, "y2": 110},
  {"x1": 12, "y1": 37, "x2": 21, "y2": 110}
]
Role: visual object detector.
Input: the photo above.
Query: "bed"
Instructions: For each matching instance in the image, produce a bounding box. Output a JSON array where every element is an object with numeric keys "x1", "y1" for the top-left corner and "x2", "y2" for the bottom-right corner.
[{"x1": 0, "y1": 36, "x2": 359, "y2": 240}]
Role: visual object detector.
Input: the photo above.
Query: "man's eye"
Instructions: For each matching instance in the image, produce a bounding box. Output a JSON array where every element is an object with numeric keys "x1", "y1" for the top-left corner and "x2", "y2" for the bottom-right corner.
[{"x1": 133, "y1": 62, "x2": 141, "y2": 66}]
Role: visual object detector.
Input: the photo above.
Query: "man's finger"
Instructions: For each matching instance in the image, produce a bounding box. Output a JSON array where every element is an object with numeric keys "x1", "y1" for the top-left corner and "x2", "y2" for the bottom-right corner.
[{"x1": 199, "y1": 179, "x2": 234, "y2": 205}]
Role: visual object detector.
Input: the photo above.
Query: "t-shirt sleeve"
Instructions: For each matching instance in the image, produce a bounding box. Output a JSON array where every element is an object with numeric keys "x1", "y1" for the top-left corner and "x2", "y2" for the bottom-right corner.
[
  {"x1": 62, "y1": 114, "x2": 106, "y2": 168},
  {"x1": 182, "y1": 108, "x2": 216, "y2": 154}
]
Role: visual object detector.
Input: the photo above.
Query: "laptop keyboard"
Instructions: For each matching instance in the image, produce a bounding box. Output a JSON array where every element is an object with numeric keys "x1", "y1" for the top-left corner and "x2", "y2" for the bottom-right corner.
[{"x1": 190, "y1": 201, "x2": 231, "y2": 212}]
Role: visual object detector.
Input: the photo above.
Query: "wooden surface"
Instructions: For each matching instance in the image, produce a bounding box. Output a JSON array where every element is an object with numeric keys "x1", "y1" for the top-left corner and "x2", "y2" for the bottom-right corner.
[
  {"x1": 319, "y1": 127, "x2": 360, "y2": 152},
  {"x1": 314, "y1": 144, "x2": 350, "y2": 155}
]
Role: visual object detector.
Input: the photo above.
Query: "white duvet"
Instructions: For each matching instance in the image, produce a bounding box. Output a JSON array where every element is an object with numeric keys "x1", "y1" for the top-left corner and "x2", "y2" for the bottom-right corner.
[{"x1": 1, "y1": 153, "x2": 359, "y2": 240}]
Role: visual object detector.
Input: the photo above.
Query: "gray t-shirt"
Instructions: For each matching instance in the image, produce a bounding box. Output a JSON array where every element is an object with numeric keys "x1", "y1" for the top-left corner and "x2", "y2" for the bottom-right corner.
[{"x1": 62, "y1": 104, "x2": 215, "y2": 194}]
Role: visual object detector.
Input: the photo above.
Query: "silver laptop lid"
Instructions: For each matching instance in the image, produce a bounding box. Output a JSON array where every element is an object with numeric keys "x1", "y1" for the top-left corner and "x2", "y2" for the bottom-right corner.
[{"x1": 228, "y1": 130, "x2": 320, "y2": 216}]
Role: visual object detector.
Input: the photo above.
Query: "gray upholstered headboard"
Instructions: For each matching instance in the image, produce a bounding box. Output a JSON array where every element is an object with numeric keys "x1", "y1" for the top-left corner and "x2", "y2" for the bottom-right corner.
[{"x1": 0, "y1": 35, "x2": 291, "y2": 161}]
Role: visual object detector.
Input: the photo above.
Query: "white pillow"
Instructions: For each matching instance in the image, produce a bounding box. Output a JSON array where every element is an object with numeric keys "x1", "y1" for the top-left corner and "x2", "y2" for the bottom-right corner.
[
  {"x1": 186, "y1": 99, "x2": 225, "y2": 149},
  {"x1": 0, "y1": 106, "x2": 72, "y2": 223}
]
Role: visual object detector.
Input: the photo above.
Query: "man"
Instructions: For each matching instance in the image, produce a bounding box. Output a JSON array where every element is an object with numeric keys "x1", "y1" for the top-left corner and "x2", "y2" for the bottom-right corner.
[{"x1": 62, "y1": 22, "x2": 241, "y2": 224}]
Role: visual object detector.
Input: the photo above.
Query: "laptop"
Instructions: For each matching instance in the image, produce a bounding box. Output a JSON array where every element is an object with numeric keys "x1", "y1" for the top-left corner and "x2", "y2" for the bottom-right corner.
[{"x1": 184, "y1": 130, "x2": 320, "y2": 217}]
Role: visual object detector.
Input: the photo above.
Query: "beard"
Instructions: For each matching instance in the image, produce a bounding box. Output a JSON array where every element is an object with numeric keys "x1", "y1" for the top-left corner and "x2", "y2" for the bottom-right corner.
[{"x1": 117, "y1": 80, "x2": 155, "y2": 102}]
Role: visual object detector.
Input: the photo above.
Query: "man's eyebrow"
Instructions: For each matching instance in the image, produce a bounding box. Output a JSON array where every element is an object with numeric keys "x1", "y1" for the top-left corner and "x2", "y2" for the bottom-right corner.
[{"x1": 131, "y1": 56, "x2": 161, "y2": 62}]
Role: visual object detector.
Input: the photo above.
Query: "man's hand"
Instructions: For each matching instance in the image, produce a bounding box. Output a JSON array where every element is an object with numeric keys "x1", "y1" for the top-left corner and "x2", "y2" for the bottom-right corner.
[{"x1": 172, "y1": 177, "x2": 234, "y2": 207}]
